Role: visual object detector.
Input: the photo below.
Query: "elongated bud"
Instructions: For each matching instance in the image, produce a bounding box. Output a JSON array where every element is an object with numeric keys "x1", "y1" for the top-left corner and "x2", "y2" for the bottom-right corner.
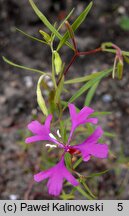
[
  {"x1": 53, "y1": 51, "x2": 62, "y2": 75},
  {"x1": 117, "y1": 60, "x2": 123, "y2": 80},
  {"x1": 39, "y1": 30, "x2": 51, "y2": 43},
  {"x1": 37, "y1": 75, "x2": 48, "y2": 116}
]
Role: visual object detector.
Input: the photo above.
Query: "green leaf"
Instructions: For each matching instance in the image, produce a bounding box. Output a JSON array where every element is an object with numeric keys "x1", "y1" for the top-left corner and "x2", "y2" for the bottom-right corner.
[
  {"x1": 37, "y1": 75, "x2": 48, "y2": 116},
  {"x1": 64, "y1": 152, "x2": 72, "y2": 171},
  {"x1": 81, "y1": 181, "x2": 96, "y2": 199},
  {"x1": 124, "y1": 55, "x2": 129, "y2": 64},
  {"x1": 54, "y1": 76, "x2": 64, "y2": 104},
  {"x1": 84, "y1": 80, "x2": 100, "y2": 106},
  {"x1": 60, "y1": 121, "x2": 67, "y2": 143},
  {"x1": 54, "y1": 51, "x2": 62, "y2": 75},
  {"x1": 104, "y1": 132, "x2": 116, "y2": 138},
  {"x1": 2, "y1": 56, "x2": 45, "y2": 74},
  {"x1": 73, "y1": 158, "x2": 82, "y2": 169},
  {"x1": 91, "y1": 111, "x2": 111, "y2": 117},
  {"x1": 86, "y1": 169, "x2": 109, "y2": 178},
  {"x1": 57, "y1": 1, "x2": 93, "y2": 51},
  {"x1": 64, "y1": 70, "x2": 106, "y2": 84},
  {"x1": 75, "y1": 186, "x2": 93, "y2": 200},
  {"x1": 57, "y1": 8, "x2": 75, "y2": 31},
  {"x1": 119, "y1": 16, "x2": 129, "y2": 31},
  {"x1": 60, "y1": 191, "x2": 74, "y2": 200},
  {"x1": 16, "y1": 28, "x2": 47, "y2": 44},
  {"x1": 103, "y1": 48, "x2": 129, "y2": 57},
  {"x1": 64, "y1": 68, "x2": 112, "y2": 108},
  {"x1": 39, "y1": 30, "x2": 51, "y2": 43},
  {"x1": 29, "y1": 0, "x2": 73, "y2": 49}
]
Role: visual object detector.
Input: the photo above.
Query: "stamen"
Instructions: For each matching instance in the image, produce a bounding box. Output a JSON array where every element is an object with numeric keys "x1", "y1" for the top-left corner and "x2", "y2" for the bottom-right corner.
[
  {"x1": 45, "y1": 144, "x2": 57, "y2": 148},
  {"x1": 57, "y1": 129, "x2": 61, "y2": 138},
  {"x1": 49, "y1": 133, "x2": 57, "y2": 140}
]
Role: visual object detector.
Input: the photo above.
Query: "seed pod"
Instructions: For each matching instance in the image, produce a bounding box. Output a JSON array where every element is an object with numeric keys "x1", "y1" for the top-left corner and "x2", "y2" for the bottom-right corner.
[{"x1": 54, "y1": 51, "x2": 62, "y2": 75}]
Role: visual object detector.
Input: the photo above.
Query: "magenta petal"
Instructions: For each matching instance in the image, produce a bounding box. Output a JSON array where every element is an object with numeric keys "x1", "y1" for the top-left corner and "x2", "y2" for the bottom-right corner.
[
  {"x1": 25, "y1": 114, "x2": 64, "y2": 146},
  {"x1": 85, "y1": 117, "x2": 98, "y2": 124},
  {"x1": 47, "y1": 175, "x2": 63, "y2": 196},
  {"x1": 85, "y1": 126, "x2": 103, "y2": 144},
  {"x1": 33, "y1": 156, "x2": 78, "y2": 196},
  {"x1": 27, "y1": 121, "x2": 44, "y2": 134},
  {"x1": 73, "y1": 126, "x2": 108, "y2": 161},
  {"x1": 88, "y1": 144, "x2": 108, "y2": 158},
  {"x1": 25, "y1": 135, "x2": 45, "y2": 143},
  {"x1": 68, "y1": 103, "x2": 98, "y2": 143},
  {"x1": 44, "y1": 114, "x2": 52, "y2": 130},
  {"x1": 78, "y1": 106, "x2": 94, "y2": 119},
  {"x1": 63, "y1": 169, "x2": 79, "y2": 186},
  {"x1": 68, "y1": 103, "x2": 77, "y2": 120},
  {"x1": 34, "y1": 169, "x2": 51, "y2": 182},
  {"x1": 83, "y1": 155, "x2": 91, "y2": 161}
]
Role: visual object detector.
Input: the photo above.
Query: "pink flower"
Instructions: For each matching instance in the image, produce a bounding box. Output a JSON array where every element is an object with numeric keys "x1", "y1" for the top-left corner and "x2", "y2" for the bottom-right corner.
[
  {"x1": 68, "y1": 126, "x2": 108, "y2": 161},
  {"x1": 25, "y1": 103, "x2": 108, "y2": 196},
  {"x1": 25, "y1": 114, "x2": 63, "y2": 148},
  {"x1": 34, "y1": 156, "x2": 79, "y2": 196},
  {"x1": 68, "y1": 104, "x2": 98, "y2": 143}
]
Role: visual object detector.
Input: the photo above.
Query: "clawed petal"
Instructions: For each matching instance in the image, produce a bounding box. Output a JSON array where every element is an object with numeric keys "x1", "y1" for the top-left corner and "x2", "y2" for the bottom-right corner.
[
  {"x1": 88, "y1": 143, "x2": 108, "y2": 158},
  {"x1": 25, "y1": 114, "x2": 63, "y2": 147},
  {"x1": 34, "y1": 169, "x2": 51, "y2": 182},
  {"x1": 25, "y1": 135, "x2": 45, "y2": 144},
  {"x1": 72, "y1": 126, "x2": 108, "y2": 161},
  {"x1": 68, "y1": 103, "x2": 98, "y2": 143},
  {"x1": 47, "y1": 175, "x2": 63, "y2": 196},
  {"x1": 33, "y1": 156, "x2": 78, "y2": 196},
  {"x1": 64, "y1": 169, "x2": 79, "y2": 186},
  {"x1": 27, "y1": 120, "x2": 44, "y2": 134},
  {"x1": 85, "y1": 126, "x2": 103, "y2": 144}
]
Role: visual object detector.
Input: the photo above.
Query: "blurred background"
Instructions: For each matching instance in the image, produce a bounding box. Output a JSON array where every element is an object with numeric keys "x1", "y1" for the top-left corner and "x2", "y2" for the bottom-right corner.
[{"x1": 0, "y1": 0, "x2": 129, "y2": 200}]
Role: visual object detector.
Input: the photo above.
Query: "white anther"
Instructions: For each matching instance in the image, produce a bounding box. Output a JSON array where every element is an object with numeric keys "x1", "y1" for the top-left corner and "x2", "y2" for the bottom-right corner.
[
  {"x1": 45, "y1": 144, "x2": 57, "y2": 148},
  {"x1": 57, "y1": 129, "x2": 61, "y2": 138},
  {"x1": 49, "y1": 133, "x2": 57, "y2": 140}
]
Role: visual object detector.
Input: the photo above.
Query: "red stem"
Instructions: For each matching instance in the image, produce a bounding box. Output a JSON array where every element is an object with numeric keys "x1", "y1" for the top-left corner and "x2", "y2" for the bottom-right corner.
[
  {"x1": 57, "y1": 47, "x2": 102, "y2": 86},
  {"x1": 78, "y1": 47, "x2": 102, "y2": 56},
  {"x1": 64, "y1": 53, "x2": 77, "y2": 76}
]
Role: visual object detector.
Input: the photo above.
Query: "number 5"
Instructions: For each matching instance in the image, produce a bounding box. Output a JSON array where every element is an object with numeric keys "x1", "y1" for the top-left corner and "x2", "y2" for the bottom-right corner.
[{"x1": 117, "y1": 203, "x2": 123, "y2": 211}]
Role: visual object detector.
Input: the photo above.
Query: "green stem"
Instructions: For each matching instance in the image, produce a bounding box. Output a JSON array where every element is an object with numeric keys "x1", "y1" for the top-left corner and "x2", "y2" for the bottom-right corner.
[
  {"x1": 51, "y1": 50, "x2": 57, "y2": 89},
  {"x1": 103, "y1": 48, "x2": 129, "y2": 57}
]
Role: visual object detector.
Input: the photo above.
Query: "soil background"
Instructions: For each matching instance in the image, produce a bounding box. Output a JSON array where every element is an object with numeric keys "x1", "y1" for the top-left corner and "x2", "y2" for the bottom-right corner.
[{"x1": 0, "y1": 0, "x2": 129, "y2": 200}]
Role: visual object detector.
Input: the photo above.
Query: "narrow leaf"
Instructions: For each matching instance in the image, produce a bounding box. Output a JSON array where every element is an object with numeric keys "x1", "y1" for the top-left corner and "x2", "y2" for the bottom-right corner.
[
  {"x1": 82, "y1": 181, "x2": 96, "y2": 199},
  {"x1": 73, "y1": 158, "x2": 82, "y2": 169},
  {"x1": 37, "y1": 75, "x2": 48, "y2": 116},
  {"x1": 124, "y1": 55, "x2": 129, "y2": 64},
  {"x1": 75, "y1": 186, "x2": 93, "y2": 200},
  {"x1": 103, "y1": 48, "x2": 129, "y2": 57},
  {"x1": 64, "y1": 68, "x2": 112, "y2": 108},
  {"x1": 54, "y1": 76, "x2": 64, "y2": 104},
  {"x1": 60, "y1": 121, "x2": 67, "y2": 143},
  {"x1": 84, "y1": 80, "x2": 100, "y2": 106},
  {"x1": 57, "y1": 1, "x2": 93, "y2": 51},
  {"x1": 16, "y1": 28, "x2": 47, "y2": 44},
  {"x1": 104, "y1": 132, "x2": 116, "y2": 138},
  {"x1": 2, "y1": 56, "x2": 45, "y2": 74},
  {"x1": 57, "y1": 8, "x2": 75, "y2": 31},
  {"x1": 86, "y1": 169, "x2": 109, "y2": 178},
  {"x1": 29, "y1": 0, "x2": 73, "y2": 49},
  {"x1": 64, "y1": 152, "x2": 72, "y2": 171},
  {"x1": 91, "y1": 111, "x2": 111, "y2": 117},
  {"x1": 64, "y1": 70, "x2": 107, "y2": 84}
]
